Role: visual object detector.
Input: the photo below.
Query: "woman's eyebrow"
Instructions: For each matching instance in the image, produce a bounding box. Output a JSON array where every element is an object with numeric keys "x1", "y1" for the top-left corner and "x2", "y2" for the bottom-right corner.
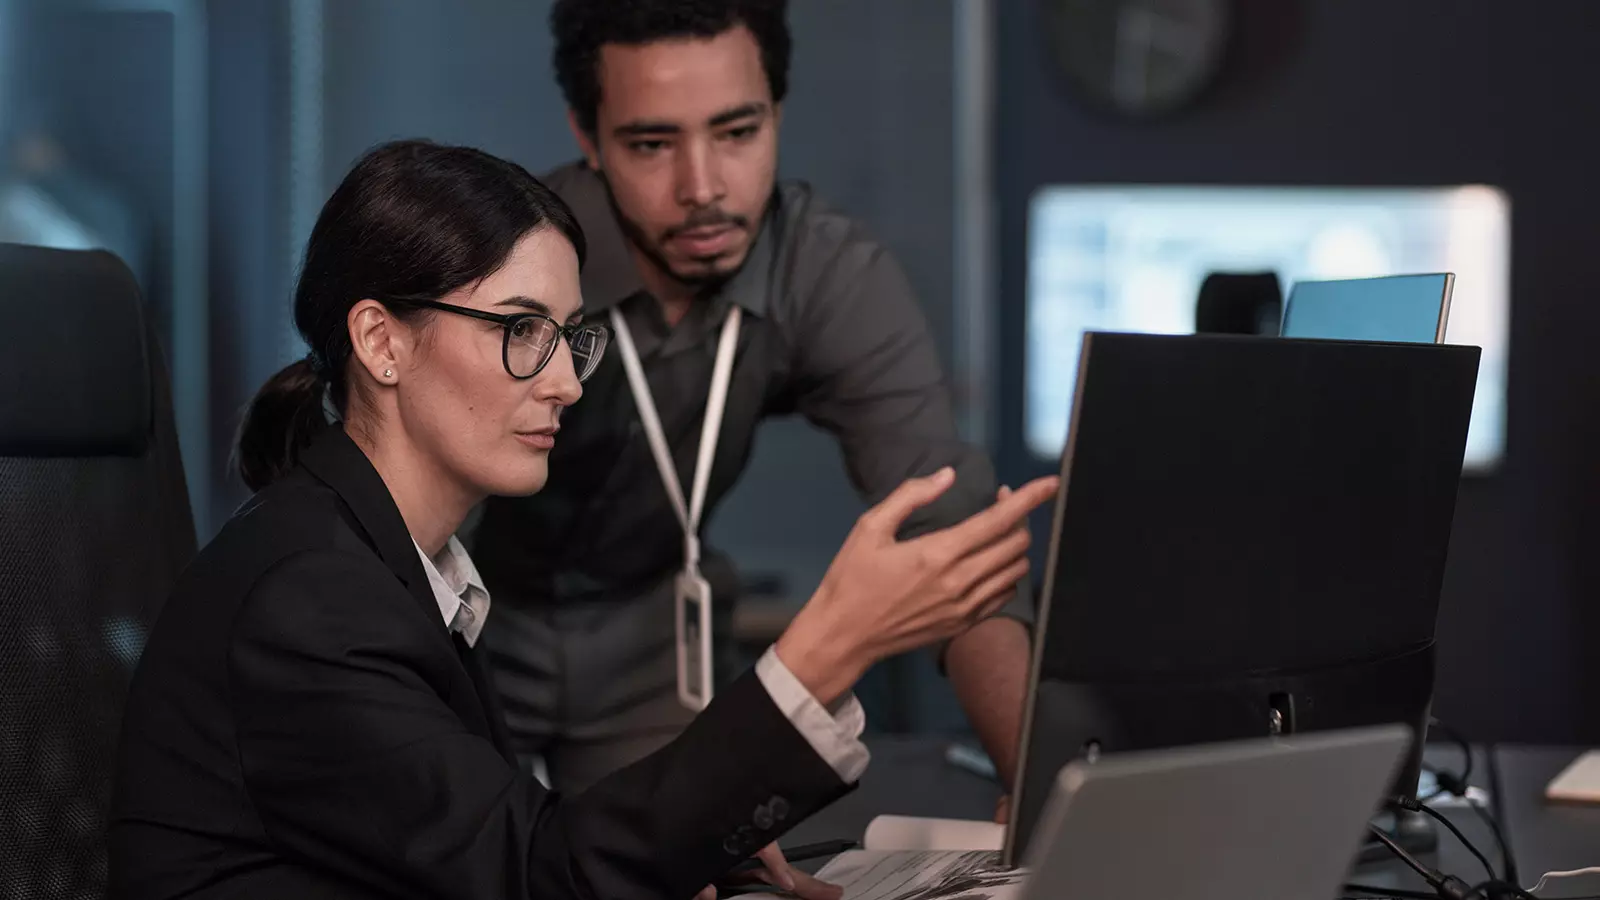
[{"x1": 495, "y1": 296, "x2": 554, "y2": 316}]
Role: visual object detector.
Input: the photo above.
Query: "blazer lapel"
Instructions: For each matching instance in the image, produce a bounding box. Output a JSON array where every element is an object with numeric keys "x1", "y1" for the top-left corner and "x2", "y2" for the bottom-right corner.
[
  {"x1": 299, "y1": 432, "x2": 438, "y2": 614},
  {"x1": 453, "y1": 633, "x2": 516, "y2": 764},
  {"x1": 297, "y1": 429, "x2": 507, "y2": 753}
]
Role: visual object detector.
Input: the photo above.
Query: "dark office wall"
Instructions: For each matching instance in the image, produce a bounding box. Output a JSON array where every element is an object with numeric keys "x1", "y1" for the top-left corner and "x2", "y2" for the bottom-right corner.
[
  {"x1": 206, "y1": 0, "x2": 291, "y2": 527},
  {"x1": 995, "y1": 0, "x2": 1600, "y2": 743},
  {"x1": 11, "y1": 6, "x2": 173, "y2": 330}
]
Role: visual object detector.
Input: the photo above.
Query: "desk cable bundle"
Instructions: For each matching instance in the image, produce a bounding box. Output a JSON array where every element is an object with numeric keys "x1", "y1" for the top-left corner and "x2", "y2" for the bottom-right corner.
[{"x1": 1345, "y1": 721, "x2": 1599, "y2": 900}]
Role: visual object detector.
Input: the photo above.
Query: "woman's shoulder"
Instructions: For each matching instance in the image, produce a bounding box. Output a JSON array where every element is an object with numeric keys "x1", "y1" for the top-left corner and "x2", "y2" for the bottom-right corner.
[
  {"x1": 183, "y1": 471, "x2": 382, "y2": 604},
  {"x1": 132, "y1": 470, "x2": 405, "y2": 694},
  {"x1": 229, "y1": 470, "x2": 361, "y2": 545}
]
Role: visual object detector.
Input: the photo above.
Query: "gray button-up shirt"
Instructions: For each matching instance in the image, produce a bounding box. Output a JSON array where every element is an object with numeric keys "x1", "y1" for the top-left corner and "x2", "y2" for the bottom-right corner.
[{"x1": 472, "y1": 162, "x2": 1030, "y2": 628}]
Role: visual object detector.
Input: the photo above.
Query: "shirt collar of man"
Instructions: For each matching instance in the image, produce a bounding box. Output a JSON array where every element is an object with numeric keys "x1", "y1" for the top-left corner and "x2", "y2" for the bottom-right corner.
[
  {"x1": 412, "y1": 536, "x2": 491, "y2": 647},
  {"x1": 558, "y1": 162, "x2": 774, "y2": 321}
]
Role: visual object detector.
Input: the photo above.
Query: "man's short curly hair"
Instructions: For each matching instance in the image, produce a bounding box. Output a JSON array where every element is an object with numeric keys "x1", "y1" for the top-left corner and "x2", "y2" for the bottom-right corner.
[{"x1": 551, "y1": 0, "x2": 791, "y2": 135}]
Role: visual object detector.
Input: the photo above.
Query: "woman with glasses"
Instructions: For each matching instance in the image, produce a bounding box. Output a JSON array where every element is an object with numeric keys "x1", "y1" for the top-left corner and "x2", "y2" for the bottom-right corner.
[{"x1": 107, "y1": 138, "x2": 1056, "y2": 900}]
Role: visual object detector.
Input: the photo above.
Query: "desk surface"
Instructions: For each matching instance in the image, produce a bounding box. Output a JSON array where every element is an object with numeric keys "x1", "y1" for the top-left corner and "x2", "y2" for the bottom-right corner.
[
  {"x1": 1494, "y1": 746, "x2": 1600, "y2": 881},
  {"x1": 785, "y1": 738, "x2": 1596, "y2": 892},
  {"x1": 782, "y1": 738, "x2": 1004, "y2": 847}
]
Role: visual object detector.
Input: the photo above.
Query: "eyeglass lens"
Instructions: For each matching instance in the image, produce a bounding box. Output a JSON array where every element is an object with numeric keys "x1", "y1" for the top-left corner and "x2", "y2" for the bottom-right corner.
[{"x1": 506, "y1": 317, "x2": 608, "y2": 381}]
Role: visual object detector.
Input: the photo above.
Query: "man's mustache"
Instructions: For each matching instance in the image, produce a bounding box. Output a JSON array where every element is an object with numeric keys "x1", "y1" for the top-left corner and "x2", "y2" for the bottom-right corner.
[{"x1": 663, "y1": 209, "x2": 749, "y2": 240}]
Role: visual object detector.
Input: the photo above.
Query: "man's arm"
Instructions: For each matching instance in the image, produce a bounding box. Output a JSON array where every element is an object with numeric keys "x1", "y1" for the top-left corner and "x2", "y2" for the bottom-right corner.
[
  {"x1": 788, "y1": 235, "x2": 1033, "y2": 785},
  {"x1": 230, "y1": 550, "x2": 853, "y2": 900},
  {"x1": 946, "y1": 617, "x2": 1031, "y2": 788}
]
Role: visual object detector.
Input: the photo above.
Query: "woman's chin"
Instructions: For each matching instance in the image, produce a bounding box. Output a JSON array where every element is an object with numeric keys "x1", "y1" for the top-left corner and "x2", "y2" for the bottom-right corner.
[{"x1": 480, "y1": 460, "x2": 549, "y2": 498}]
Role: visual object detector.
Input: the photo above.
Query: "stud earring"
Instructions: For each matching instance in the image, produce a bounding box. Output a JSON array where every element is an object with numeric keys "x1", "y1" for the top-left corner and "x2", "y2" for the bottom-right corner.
[{"x1": 383, "y1": 368, "x2": 394, "y2": 379}]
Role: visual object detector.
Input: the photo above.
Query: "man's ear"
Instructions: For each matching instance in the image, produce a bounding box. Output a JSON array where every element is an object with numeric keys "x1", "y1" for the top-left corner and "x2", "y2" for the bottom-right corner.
[{"x1": 568, "y1": 109, "x2": 601, "y2": 171}]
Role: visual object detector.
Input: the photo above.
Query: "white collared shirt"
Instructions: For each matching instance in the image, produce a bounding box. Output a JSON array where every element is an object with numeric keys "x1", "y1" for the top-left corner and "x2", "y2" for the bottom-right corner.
[
  {"x1": 414, "y1": 536, "x2": 492, "y2": 647},
  {"x1": 411, "y1": 538, "x2": 870, "y2": 782}
]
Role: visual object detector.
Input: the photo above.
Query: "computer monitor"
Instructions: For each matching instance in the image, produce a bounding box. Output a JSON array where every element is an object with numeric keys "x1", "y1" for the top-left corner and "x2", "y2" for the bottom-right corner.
[
  {"x1": 1003, "y1": 332, "x2": 1480, "y2": 867},
  {"x1": 1023, "y1": 186, "x2": 1509, "y2": 472},
  {"x1": 1281, "y1": 273, "x2": 1454, "y2": 344}
]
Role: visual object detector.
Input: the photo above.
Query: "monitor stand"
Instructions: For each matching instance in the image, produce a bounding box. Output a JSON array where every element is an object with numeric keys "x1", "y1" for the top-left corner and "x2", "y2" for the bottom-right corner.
[{"x1": 1355, "y1": 807, "x2": 1438, "y2": 865}]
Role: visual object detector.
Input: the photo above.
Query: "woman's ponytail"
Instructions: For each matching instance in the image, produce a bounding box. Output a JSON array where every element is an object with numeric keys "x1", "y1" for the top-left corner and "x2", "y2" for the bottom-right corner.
[{"x1": 234, "y1": 357, "x2": 329, "y2": 491}]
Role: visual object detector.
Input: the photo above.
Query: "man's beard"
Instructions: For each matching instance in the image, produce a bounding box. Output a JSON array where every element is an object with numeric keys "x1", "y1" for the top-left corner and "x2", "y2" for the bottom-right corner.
[{"x1": 599, "y1": 171, "x2": 748, "y2": 295}]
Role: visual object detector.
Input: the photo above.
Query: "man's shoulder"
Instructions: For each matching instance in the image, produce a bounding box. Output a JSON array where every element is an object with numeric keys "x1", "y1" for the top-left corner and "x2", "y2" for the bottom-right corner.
[
  {"x1": 768, "y1": 181, "x2": 908, "y2": 303},
  {"x1": 771, "y1": 180, "x2": 883, "y2": 259},
  {"x1": 537, "y1": 159, "x2": 610, "y2": 224},
  {"x1": 537, "y1": 158, "x2": 591, "y2": 196}
]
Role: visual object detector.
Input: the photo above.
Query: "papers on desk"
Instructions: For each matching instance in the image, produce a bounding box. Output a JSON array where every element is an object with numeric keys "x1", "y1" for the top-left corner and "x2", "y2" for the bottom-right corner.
[
  {"x1": 734, "y1": 817, "x2": 1023, "y2": 900},
  {"x1": 863, "y1": 815, "x2": 1005, "y2": 852},
  {"x1": 1544, "y1": 749, "x2": 1600, "y2": 803},
  {"x1": 758, "y1": 850, "x2": 1026, "y2": 900}
]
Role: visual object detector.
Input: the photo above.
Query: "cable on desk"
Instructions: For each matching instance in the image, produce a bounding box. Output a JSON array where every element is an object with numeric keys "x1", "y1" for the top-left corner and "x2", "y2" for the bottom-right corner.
[
  {"x1": 1483, "y1": 743, "x2": 1519, "y2": 888},
  {"x1": 1367, "y1": 823, "x2": 1473, "y2": 899},
  {"x1": 1467, "y1": 794, "x2": 1516, "y2": 887},
  {"x1": 1429, "y1": 718, "x2": 1475, "y2": 800},
  {"x1": 1364, "y1": 822, "x2": 1545, "y2": 900},
  {"x1": 1344, "y1": 883, "x2": 1440, "y2": 900},
  {"x1": 1392, "y1": 797, "x2": 1496, "y2": 881},
  {"x1": 1421, "y1": 721, "x2": 1518, "y2": 890},
  {"x1": 1462, "y1": 876, "x2": 1534, "y2": 899},
  {"x1": 1359, "y1": 730, "x2": 1548, "y2": 900}
]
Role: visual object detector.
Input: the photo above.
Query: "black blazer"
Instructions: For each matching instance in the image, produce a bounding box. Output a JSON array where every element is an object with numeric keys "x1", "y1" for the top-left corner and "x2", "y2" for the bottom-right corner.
[{"x1": 108, "y1": 430, "x2": 851, "y2": 900}]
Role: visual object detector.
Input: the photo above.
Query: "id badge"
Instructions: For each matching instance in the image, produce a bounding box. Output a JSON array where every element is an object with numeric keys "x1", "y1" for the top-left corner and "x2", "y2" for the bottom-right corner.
[{"x1": 675, "y1": 569, "x2": 714, "y2": 711}]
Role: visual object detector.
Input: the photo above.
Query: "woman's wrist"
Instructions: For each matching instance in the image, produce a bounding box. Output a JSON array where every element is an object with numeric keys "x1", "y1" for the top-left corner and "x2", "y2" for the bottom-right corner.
[{"x1": 774, "y1": 598, "x2": 867, "y2": 708}]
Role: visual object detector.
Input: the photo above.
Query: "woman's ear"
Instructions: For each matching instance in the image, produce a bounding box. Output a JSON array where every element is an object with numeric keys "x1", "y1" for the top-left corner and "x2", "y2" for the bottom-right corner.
[{"x1": 347, "y1": 300, "x2": 403, "y2": 385}]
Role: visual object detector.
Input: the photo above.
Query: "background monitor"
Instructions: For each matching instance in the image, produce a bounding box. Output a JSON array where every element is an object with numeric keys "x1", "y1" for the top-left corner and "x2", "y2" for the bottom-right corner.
[
  {"x1": 1281, "y1": 273, "x2": 1453, "y2": 344},
  {"x1": 1007, "y1": 332, "x2": 1481, "y2": 863},
  {"x1": 1024, "y1": 185, "x2": 1509, "y2": 471}
]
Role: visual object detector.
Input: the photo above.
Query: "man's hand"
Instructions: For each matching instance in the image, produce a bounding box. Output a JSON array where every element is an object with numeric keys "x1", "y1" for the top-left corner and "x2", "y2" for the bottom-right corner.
[
  {"x1": 994, "y1": 794, "x2": 1011, "y2": 825},
  {"x1": 694, "y1": 843, "x2": 843, "y2": 900}
]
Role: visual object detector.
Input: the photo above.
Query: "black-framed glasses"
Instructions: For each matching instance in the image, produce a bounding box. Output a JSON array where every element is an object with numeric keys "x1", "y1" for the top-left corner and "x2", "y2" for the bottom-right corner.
[{"x1": 390, "y1": 298, "x2": 609, "y2": 381}]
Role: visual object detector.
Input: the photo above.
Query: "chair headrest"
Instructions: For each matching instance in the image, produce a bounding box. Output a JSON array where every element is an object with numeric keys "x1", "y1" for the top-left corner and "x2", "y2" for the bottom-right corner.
[{"x1": 0, "y1": 244, "x2": 153, "y2": 457}]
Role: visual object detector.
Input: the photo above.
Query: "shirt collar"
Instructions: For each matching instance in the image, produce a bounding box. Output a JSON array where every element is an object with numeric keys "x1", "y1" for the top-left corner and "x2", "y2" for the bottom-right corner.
[
  {"x1": 412, "y1": 536, "x2": 491, "y2": 647},
  {"x1": 549, "y1": 160, "x2": 775, "y2": 318}
]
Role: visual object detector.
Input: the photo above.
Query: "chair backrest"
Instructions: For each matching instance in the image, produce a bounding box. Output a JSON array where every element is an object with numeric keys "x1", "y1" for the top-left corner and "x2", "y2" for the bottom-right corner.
[
  {"x1": 1195, "y1": 271, "x2": 1283, "y2": 336},
  {"x1": 0, "y1": 243, "x2": 197, "y2": 900}
]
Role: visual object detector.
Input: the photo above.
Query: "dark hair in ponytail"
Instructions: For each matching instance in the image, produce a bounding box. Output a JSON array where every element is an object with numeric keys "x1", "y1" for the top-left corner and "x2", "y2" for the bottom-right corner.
[{"x1": 235, "y1": 139, "x2": 586, "y2": 491}]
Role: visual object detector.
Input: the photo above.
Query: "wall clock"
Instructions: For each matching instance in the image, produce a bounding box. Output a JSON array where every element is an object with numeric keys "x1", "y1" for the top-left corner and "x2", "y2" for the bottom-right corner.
[{"x1": 1039, "y1": 0, "x2": 1233, "y2": 119}]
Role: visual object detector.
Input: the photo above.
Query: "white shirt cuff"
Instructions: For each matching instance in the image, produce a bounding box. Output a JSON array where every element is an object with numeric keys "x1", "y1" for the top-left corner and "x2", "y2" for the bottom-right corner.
[{"x1": 755, "y1": 645, "x2": 871, "y2": 784}]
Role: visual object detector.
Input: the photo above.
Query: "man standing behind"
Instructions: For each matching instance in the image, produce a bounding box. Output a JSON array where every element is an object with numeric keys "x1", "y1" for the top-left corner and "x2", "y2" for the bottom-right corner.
[{"x1": 471, "y1": 0, "x2": 1033, "y2": 808}]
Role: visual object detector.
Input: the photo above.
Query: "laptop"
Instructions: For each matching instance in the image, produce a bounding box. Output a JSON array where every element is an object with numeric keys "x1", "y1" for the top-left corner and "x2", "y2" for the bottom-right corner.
[
  {"x1": 1279, "y1": 273, "x2": 1454, "y2": 344},
  {"x1": 1019, "y1": 726, "x2": 1412, "y2": 900}
]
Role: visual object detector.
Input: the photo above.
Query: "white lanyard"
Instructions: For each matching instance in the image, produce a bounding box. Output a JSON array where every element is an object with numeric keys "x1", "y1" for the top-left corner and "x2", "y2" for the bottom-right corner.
[
  {"x1": 608, "y1": 305, "x2": 743, "y2": 576},
  {"x1": 612, "y1": 305, "x2": 741, "y2": 711}
]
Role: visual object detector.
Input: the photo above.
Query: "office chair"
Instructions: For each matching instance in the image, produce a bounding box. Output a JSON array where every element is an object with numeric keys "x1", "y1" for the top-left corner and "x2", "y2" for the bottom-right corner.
[
  {"x1": 0, "y1": 244, "x2": 197, "y2": 900},
  {"x1": 1195, "y1": 271, "x2": 1283, "y2": 336}
]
